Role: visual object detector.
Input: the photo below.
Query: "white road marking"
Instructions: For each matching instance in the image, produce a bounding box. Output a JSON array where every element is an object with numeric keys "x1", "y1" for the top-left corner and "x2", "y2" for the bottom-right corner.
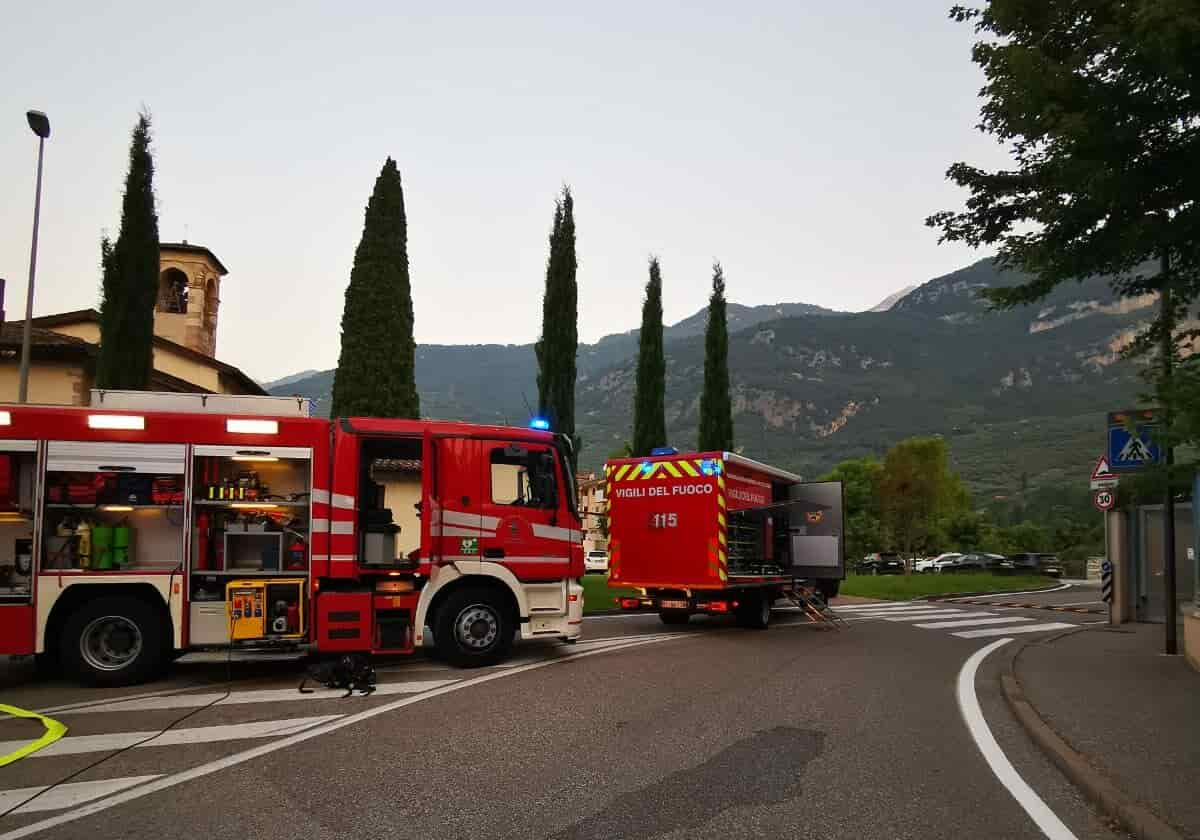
[
  {"x1": 838, "y1": 605, "x2": 961, "y2": 616},
  {"x1": 915, "y1": 617, "x2": 1035, "y2": 629},
  {"x1": 944, "y1": 583, "x2": 1072, "y2": 601},
  {"x1": 879, "y1": 610, "x2": 982, "y2": 621},
  {"x1": 0, "y1": 777, "x2": 162, "y2": 815},
  {"x1": 952, "y1": 622, "x2": 1076, "y2": 639},
  {"x1": 1048, "y1": 600, "x2": 1104, "y2": 607},
  {"x1": 958, "y1": 639, "x2": 1078, "y2": 839},
  {"x1": 832, "y1": 602, "x2": 924, "y2": 612},
  {"x1": 0, "y1": 716, "x2": 342, "y2": 758},
  {"x1": 0, "y1": 685, "x2": 208, "y2": 721},
  {"x1": 57, "y1": 679, "x2": 458, "y2": 716},
  {"x1": 0, "y1": 634, "x2": 683, "y2": 839}
]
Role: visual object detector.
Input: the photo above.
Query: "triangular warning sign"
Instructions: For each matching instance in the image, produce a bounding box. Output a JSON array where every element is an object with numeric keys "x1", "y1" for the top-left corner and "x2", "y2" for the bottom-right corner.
[{"x1": 1091, "y1": 456, "x2": 1115, "y2": 481}]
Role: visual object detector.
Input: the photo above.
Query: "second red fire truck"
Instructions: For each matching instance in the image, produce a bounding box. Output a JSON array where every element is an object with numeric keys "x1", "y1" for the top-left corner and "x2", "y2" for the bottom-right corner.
[
  {"x1": 605, "y1": 448, "x2": 844, "y2": 627},
  {"x1": 0, "y1": 391, "x2": 584, "y2": 685}
]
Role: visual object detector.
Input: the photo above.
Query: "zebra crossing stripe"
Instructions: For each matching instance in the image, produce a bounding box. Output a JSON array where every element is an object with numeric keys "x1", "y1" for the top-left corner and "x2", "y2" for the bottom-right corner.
[
  {"x1": 952, "y1": 622, "x2": 1077, "y2": 639},
  {"x1": 0, "y1": 716, "x2": 342, "y2": 759},
  {"x1": 0, "y1": 777, "x2": 161, "y2": 815},
  {"x1": 880, "y1": 610, "x2": 994, "y2": 622},
  {"x1": 55, "y1": 679, "x2": 458, "y2": 717},
  {"x1": 879, "y1": 610, "x2": 982, "y2": 621},
  {"x1": 914, "y1": 617, "x2": 1034, "y2": 629}
]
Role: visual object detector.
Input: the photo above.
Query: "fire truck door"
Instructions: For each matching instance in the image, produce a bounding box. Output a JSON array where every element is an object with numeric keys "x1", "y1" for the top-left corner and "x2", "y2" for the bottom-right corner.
[
  {"x1": 479, "y1": 440, "x2": 570, "y2": 583},
  {"x1": 435, "y1": 436, "x2": 482, "y2": 563}
]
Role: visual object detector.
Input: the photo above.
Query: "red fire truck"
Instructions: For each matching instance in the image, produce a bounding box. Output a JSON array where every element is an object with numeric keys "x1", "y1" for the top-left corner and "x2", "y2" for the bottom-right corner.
[
  {"x1": 0, "y1": 391, "x2": 584, "y2": 685},
  {"x1": 605, "y1": 449, "x2": 844, "y2": 627}
]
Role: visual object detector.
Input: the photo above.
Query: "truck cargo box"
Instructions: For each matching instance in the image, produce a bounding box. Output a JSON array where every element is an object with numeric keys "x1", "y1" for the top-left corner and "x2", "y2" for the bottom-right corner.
[{"x1": 605, "y1": 450, "x2": 844, "y2": 591}]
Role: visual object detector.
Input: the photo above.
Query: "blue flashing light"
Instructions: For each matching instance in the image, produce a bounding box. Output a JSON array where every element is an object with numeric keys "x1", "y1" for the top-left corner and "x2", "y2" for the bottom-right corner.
[
  {"x1": 650, "y1": 446, "x2": 679, "y2": 456},
  {"x1": 529, "y1": 417, "x2": 551, "y2": 431},
  {"x1": 641, "y1": 461, "x2": 653, "y2": 474},
  {"x1": 700, "y1": 459, "x2": 721, "y2": 476}
]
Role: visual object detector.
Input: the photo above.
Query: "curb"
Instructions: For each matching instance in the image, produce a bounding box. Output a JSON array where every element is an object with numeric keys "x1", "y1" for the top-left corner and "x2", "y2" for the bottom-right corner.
[
  {"x1": 1001, "y1": 632, "x2": 1185, "y2": 840},
  {"x1": 923, "y1": 582, "x2": 1067, "y2": 601}
]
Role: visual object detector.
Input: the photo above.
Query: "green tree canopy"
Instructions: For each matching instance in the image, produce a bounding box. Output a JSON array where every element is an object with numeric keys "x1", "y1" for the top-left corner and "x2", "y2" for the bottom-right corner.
[
  {"x1": 96, "y1": 112, "x2": 160, "y2": 390},
  {"x1": 535, "y1": 186, "x2": 579, "y2": 461},
  {"x1": 330, "y1": 158, "x2": 420, "y2": 418},
  {"x1": 878, "y1": 436, "x2": 968, "y2": 569},
  {"x1": 698, "y1": 262, "x2": 733, "y2": 452},
  {"x1": 632, "y1": 257, "x2": 666, "y2": 456},
  {"x1": 927, "y1": 1, "x2": 1199, "y2": 310}
]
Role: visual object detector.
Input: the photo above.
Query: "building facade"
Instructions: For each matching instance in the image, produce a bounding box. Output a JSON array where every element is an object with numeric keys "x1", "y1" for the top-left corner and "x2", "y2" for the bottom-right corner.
[
  {"x1": 577, "y1": 472, "x2": 608, "y2": 554},
  {"x1": 1, "y1": 242, "x2": 263, "y2": 404}
]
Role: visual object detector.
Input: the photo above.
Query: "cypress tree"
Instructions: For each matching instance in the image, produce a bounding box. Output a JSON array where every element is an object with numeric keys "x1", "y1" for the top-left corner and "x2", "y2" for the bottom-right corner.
[
  {"x1": 96, "y1": 113, "x2": 160, "y2": 389},
  {"x1": 330, "y1": 158, "x2": 420, "y2": 418},
  {"x1": 697, "y1": 262, "x2": 734, "y2": 452},
  {"x1": 631, "y1": 257, "x2": 666, "y2": 456},
  {"x1": 534, "y1": 186, "x2": 578, "y2": 458}
]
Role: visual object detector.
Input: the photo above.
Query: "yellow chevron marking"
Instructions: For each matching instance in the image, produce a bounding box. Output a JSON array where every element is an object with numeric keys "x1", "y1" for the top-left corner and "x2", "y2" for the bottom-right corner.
[
  {"x1": 718, "y1": 531, "x2": 727, "y2": 546},
  {"x1": 718, "y1": 569, "x2": 728, "y2": 582},
  {"x1": 717, "y1": 511, "x2": 726, "y2": 527},
  {"x1": 661, "y1": 461, "x2": 682, "y2": 478},
  {"x1": 716, "y1": 475, "x2": 726, "y2": 489},
  {"x1": 717, "y1": 495, "x2": 726, "y2": 509},
  {"x1": 614, "y1": 464, "x2": 632, "y2": 482},
  {"x1": 719, "y1": 549, "x2": 727, "y2": 564},
  {"x1": 678, "y1": 460, "x2": 699, "y2": 477}
]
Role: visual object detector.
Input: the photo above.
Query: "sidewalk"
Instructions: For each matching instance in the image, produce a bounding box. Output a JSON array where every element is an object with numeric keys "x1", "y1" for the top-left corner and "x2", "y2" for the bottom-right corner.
[{"x1": 1012, "y1": 623, "x2": 1200, "y2": 838}]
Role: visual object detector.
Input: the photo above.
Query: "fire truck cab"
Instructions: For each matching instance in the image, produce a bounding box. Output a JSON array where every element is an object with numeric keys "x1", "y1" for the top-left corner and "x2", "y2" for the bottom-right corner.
[{"x1": 0, "y1": 392, "x2": 584, "y2": 685}]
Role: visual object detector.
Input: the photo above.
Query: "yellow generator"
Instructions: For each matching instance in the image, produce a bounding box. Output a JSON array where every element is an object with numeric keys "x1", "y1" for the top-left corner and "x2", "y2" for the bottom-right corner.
[{"x1": 227, "y1": 578, "x2": 306, "y2": 641}]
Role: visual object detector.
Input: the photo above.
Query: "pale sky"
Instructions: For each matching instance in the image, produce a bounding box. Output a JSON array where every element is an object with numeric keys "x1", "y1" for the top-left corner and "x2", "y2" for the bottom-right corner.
[{"x1": 1, "y1": 2, "x2": 1008, "y2": 382}]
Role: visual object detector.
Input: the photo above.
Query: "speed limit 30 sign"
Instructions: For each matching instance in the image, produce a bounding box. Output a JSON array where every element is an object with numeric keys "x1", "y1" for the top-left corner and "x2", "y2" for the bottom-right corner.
[{"x1": 1093, "y1": 488, "x2": 1116, "y2": 511}]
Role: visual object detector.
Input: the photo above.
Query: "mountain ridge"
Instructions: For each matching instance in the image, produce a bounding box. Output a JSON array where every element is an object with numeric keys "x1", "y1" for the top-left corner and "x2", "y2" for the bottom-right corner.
[{"x1": 270, "y1": 257, "x2": 1154, "y2": 496}]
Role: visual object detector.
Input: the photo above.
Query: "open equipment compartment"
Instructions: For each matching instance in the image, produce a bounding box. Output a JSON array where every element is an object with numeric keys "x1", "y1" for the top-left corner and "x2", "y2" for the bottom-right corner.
[
  {"x1": 189, "y1": 444, "x2": 312, "y2": 645},
  {"x1": 0, "y1": 441, "x2": 37, "y2": 602},
  {"x1": 41, "y1": 441, "x2": 186, "y2": 573}
]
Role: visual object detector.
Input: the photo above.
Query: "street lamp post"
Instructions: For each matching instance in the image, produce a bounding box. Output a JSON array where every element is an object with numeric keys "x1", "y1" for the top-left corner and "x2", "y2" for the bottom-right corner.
[{"x1": 19, "y1": 110, "x2": 50, "y2": 403}]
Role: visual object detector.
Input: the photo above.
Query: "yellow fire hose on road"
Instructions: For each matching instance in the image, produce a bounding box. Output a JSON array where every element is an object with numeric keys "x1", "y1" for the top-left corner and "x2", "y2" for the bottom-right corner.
[{"x1": 0, "y1": 704, "x2": 67, "y2": 767}]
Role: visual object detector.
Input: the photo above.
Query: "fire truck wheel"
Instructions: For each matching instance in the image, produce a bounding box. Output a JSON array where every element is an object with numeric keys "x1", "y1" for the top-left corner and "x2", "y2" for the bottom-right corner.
[
  {"x1": 658, "y1": 609, "x2": 690, "y2": 625},
  {"x1": 60, "y1": 597, "x2": 167, "y2": 686},
  {"x1": 735, "y1": 593, "x2": 771, "y2": 629},
  {"x1": 435, "y1": 588, "x2": 514, "y2": 667}
]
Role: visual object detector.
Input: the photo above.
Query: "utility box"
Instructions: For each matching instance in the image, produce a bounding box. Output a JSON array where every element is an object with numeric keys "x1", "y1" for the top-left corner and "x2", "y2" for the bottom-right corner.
[{"x1": 226, "y1": 578, "x2": 306, "y2": 641}]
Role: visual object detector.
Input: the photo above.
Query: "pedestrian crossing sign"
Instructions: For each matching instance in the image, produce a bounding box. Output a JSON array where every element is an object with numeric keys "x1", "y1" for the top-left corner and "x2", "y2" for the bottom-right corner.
[{"x1": 1107, "y1": 425, "x2": 1161, "y2": 472}]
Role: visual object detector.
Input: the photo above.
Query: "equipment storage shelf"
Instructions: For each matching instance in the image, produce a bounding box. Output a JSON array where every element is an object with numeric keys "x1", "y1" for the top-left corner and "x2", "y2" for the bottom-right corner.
[
  {"x1": 41, "y1": 442, "x2": 186, "y2": 572},
  {"x1": 189, "y1": 445, "x2": 312, "y2": 603},
  {"x1": 0, "y1": 442, "x2": 36, "y2": 600}
]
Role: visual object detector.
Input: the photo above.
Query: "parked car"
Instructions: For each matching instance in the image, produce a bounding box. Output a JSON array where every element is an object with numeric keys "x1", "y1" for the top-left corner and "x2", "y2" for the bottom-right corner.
[
  {"x1": 914, "y1": 554, "x2": 950, "y2": 573},
  {"x1": 585, "y1": 550, "x2": 609, "y2": 574},
  {"x1": 1037, "y1": 553, "x2": 1063, "y2": 577},
  {"x1": 929, "y1": 552, "x2": 964, "y2": 573},
  {"x1": 858, "y1": 553, "x2": 905, "y2": 575},
  {"x1": 999, "y1": 552, "x2": 1062, "y2": 577},
  {"x1": 998, "y1": 553, "x2": 1039, "y2": 574},
  {"x1": 942, "y1": 552, "x2": 1005, "y2": 572}
]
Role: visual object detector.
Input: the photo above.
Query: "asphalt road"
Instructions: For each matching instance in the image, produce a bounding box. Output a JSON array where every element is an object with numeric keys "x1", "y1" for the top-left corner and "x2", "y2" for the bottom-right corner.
[{"x1": 0, "y1": 584, "x2": 1120, "y2": 840}]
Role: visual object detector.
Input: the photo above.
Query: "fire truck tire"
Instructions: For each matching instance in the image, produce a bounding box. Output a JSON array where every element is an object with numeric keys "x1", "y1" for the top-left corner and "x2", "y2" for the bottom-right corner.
[
  {"x1": 60, "y1": 597, "x2": 167, "y2": 686},
  {"x1": 735, "y1": 593, "x2": 771, "y2": 629},
  {"x1": 817, "y1": 579, "x2": 841, "y2": 600},
  {"x1": 658, "y1": 609, "x2": 690, "y2": 625},
  {"x1": 434, "y1": 588, "x2": 514, "y2": 667}
]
